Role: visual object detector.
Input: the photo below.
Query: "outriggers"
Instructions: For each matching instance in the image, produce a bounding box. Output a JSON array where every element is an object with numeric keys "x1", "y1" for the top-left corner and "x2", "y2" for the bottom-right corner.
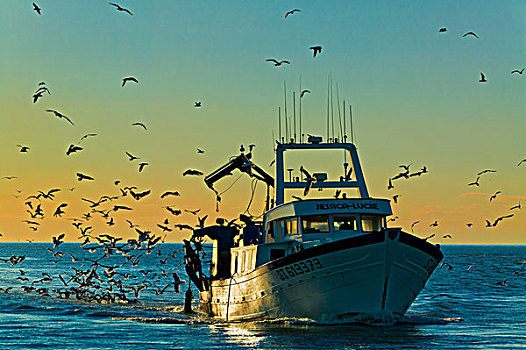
[{"x1": 184, "y1": 136, "x2": 443, "y2": 323}]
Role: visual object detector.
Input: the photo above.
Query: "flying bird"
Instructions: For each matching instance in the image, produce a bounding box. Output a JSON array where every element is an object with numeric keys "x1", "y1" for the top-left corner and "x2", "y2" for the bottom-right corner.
[
  {"x1": 309, "y1": 46, "x2": 322, "y2": 58},
  {"x1": 132, "y1": 122, "x2": 147, "y2": 130},
  {"x1": 478, "y1": 169, "x2": 496, "y2": 175},
  {"x1": 46, "y1": 110, "x2": 74, "y2": 125},
  {"x1": 197, "y1": 149, "x2": 205, "y2": 154},
  {"x1": 53, "y1": 203, "x2": 68, "y2": 217},
  {"x1": 183, "y1": 169, "x2": 203, "y2": 176},
  {"x1": 479, "y1": 72, "x2": 487, "y2": 83},
  {"x1": 33, "y1": 3, "x2": 41, "y2": 15},
  {"x1": 510, "y1": 201, "x2": 521, "y2": 210},
  {"x1": 392, "y1": 194, "x2": 400, "y2": 204},
  {"x1": 387, "y1": 178, "x2": 394, "y2": 190},
  {"x1": 463, "y1": 31, "x2": 478, "y2": 38},
  {"x1": 284, "y1": 9, "x2": 300, "y2": 18},
  {"x1": 52, "y1": 233, "x2": 65, "y2": 249},
  {"x1": 467, "y1": 177, "x2": 480, "y2": 187},
  {"x1": 130, "y1": 189, "x2": 151, "y2": 200},
  {"x1": 300, "y1": 89, "x2": 311, "y2": 98},
  {"x1": 266, "y1": 59, "x2": 290, "y2": 66},
  {"x1": 411, "y1": 221, "x2": 420, "y2": 233},
  {"x1": 32, "y1": 91, "x2": 44, "y2": 103},
  {"x1": 122, "y1": 77, "x2": 138, "y2": 86},
  {"x1": 511, "y1": 68, "x2": 524, "y2": 75},
  {"x1": 194, "y1": 102, "x2": 202, "y2": 108},
  {"x1": 430, "y1": 220, "x2": 438, "y2": 227},
  {"x1": 161, "y1": 191, "x2": 181, "y2": 198},
  {"x1": 66, "y1": 144, "x2": 83, "y2": 156},
  {"x1": 109, "y1": 3, "x2": 133, "y2": 16},
  {"x1": 17, "y1": 145, "x2": 30, "y2": 153},
  {"x1": 439, "y1": 27, "x2": 447, "y2": 32},
  {"x1": 79, "y1": 133, "x2": 97, "y2": 143},
  {"x1": 125, "y1": 152, "x2": 139, "y2": 161},
  {"x1": 489, "y1": 191, "x2": 501, "y2": 202},
  {"x1": 138, "y1": 162, "x2": 148, "y2": 172},
  {"x1": 517, "y1": 159, "x2": 526, "y2": 166},
  {"x1": 76, "y1": 172, "x2": 94, "y2": 181}
]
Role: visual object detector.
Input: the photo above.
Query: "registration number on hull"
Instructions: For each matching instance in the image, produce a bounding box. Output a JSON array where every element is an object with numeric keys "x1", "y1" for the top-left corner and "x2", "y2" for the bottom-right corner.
[{"x1": 275, "y1": 258, "x2": 324, "y2": 281}]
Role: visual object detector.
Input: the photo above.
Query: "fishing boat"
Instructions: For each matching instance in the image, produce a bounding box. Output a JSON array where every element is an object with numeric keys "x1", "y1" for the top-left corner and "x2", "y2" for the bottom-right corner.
[{"x1": 184, "y1": 136, "x2": 443, "y2": 323}]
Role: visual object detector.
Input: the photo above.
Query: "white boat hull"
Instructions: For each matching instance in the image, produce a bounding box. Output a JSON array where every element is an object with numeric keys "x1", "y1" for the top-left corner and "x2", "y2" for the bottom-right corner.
[{"x1": 199, "y1": 229, "x2": 442, "y2": 323}]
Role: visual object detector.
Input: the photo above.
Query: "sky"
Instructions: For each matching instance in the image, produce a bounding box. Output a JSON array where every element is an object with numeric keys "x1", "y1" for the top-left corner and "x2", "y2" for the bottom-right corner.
[{"x1": 0, "y1": 1, "x2": 524, "y2": 244}]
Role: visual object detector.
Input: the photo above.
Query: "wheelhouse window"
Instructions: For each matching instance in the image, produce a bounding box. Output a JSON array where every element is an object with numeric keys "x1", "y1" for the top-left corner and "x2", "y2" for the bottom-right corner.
[
  {"x1": 302, "y1": 215, "x2": 329, "y2": 234},
  {"x1": 280, "y1": 218, "x2": 298, "y2": 236},
  {"x1": 334, "y1": 216, "x2": 357, "y2": 231},
  {"x1": 266, "y1": 221, "x2": 275, "y2": 243},
  {"x1": 361, "y1": 215, "x2": 383, "y2": 232}
]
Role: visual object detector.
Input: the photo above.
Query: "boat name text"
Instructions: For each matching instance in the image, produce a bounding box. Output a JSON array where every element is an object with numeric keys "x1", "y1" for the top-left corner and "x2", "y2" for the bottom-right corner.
[
  {"x1": 315, "y1": 202, "x2": 379, "y2": 210},
  {"x1": 275, "y1": 258, "x2": 323, "y2": 281}
]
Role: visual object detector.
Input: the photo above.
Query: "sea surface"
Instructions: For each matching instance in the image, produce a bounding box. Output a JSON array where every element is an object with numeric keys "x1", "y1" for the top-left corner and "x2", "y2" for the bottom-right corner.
[{"x1": 0, "y1": 243, "x2": 524, "y2": 349}]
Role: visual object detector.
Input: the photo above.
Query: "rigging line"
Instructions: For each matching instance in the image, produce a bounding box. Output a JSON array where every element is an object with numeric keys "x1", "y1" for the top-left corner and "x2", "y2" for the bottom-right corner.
[
  {"x1": 218, "y1": 173, "x2": 244, "y2": 196},
  {"x1": 330, "y1": 74, "x2": 335, "y2": 142},
  {"x1": 293, "y1": 91, "x2": 296, "y2": 142},
  {"x1": 326, "y1": 74, "x2": 330, "y2": 142},
  {"x1": 284, "y1": 81, "x2": 289, "y2": 141},
  {"x1": 243, "y1": 178, "x2": 259, "y2": 215},
  {"x1": 299, "y1": 74, "x2": 302, "y2": 143}
]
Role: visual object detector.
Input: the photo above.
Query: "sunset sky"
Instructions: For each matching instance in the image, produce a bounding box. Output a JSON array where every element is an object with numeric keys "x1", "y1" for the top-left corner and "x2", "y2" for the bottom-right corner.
[{"x1": 0, "y1": 1, "x2": 524, "y2": 244}]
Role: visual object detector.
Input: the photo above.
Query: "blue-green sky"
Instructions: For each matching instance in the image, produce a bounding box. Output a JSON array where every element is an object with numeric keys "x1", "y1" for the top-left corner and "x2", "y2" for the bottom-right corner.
[{"x1": 1, "y1": 1, "x2": 524, "y2": 243}]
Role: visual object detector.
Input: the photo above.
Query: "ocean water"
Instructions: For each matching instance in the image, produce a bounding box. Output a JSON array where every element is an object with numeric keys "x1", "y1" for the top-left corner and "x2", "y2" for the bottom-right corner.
[{"x1": 0, "y1": 243, "x2": 524, "y2": 349}]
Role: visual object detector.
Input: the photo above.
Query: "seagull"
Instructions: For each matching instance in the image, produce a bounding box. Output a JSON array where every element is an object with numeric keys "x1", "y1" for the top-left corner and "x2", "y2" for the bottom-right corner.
[
  {"x1": 52, "y1": 233, "x2": 65, "y2": 249},
  {"x1": 517, "y1": 159, "x2": 526, "y2": 166},
  {"x1": 387, "y1": 178, "x2": 394, "y2": 190},
  {"x1": 284, "y1": 9, "x2": 301, "y2": 18},
  {"x1": 33, "y1": 3, "x2": 41, "y2": 15},
  {"x1": 197, "y1": 149, "x2": 205, "y2": 154},
  {"x1": 66, "y1": 144, "x2": 83, "y2": 156},
  {"x1": 479, "y1": 72, "x2": 487, "y2": 83},
  {"x1": 443, "y1": 234, "x2": 453, "y2": 239},
  {"x1": 463, "y1": 31, "x2": 478, "y2": 38},
  {"x1": 165, "y1": 206, "x2": 181, "y2": 216},
  {"x1": 182, "y1": 169, "x2": 203, "y2": 176},
  {"x1": 489, "y1": 191, "x2": 501, "y2": 202},
  {"x1": 33, "y1": 91, "x2": 44, "y2": 103},
  {"x1": 300, "y1": 166, "x2": 315, "y2": 196},
  {"x1": 125, "y1": 152, "x2": 139, "y2": 161},
  {"x1": 132, "y1": 122, "x2": 147, "y2": 130},
  {"x1": 17, "y1": 145, "x2": 30, "y2": 153},
  {"x1": 113, "y1": 205, "x2": 133, "y2": 211},
  {"x1": 467, "y1": 177, "x2": 480, "y2": 187},
  {"x1": 492, "y1": 214, "x2": 513, "y2": 227},
  {"x1": 194, "y1": 102, "x2": 202, "y2": 108},
  {"x1": 46, "y1": 110, "x2": 74, "y2": 125},
  {"x1": 466, "y1": 223, "x2": 473, "y2": 228},
  {"x1": 130, "y1": 189, "x2": 151, "y2": 200},
  {"x1": 392, "y1": 194, "x2": 400, "y2": 204},
  {"x1": 79, "y1": 133, "x2": 97, "y2": 143},
  {"x1": 495, "y1": 279, "x2": 508, "y2": 286},
  {"x1": 478, "y1": 169, "x2": 496, "y2": 175},
  {"x1": 76, "y1": 172, "x2": 94, "y2": 181},
  {"x1": 440, "y1": 262, "x2": 453, "y2": 270},
  {"x1": 439, "y1": 27, "x2": 447, "y2": 32},
  {"x1": 399, "y1": 163, "x2": 413, "y2": 171},
  {"x1": 424, "y1": 234, "x2": 435, "y2": 241},
  {"x1": 511, "y1": 68, "x2": 524, "y2": 75},
  {"x1": 109, "y1": 3, "x2": 133, "y2": 16},
  {"x1": 266, "y1": 59, "x2": 290, "y2": 66},
  {"x1": 510, "y1": 201, "x2": 521, "y2": 210},
  {"x1": 411, "y1": 221, "x2": 420, "y2": 233},
  {"x1": 138, "y1": 162, "x2": 149, "y2": 172},
  {"x1": 309, "y1": 46, "x2": 322, "y2": 58},
  {"x1": 429, "y1": 220, "x2": 438, "y2": 227},
  {"x1": 300, "y1": 89, "x2": 311, "y2": 98},
  {"x1": 161, "y1": 191, "x2": 180, "y2": 198},
  {"x1": 53, "y1": 203, "x2": 68, "y2": 217},
  {"x1": 122, "y1": 77, "x2": 138, "y2": 86}
]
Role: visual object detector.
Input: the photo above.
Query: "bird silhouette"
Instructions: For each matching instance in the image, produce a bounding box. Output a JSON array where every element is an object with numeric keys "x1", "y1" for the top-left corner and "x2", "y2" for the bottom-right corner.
[
  {"x1": 489, "y1": 191, "x2": 501, "y2": 202},
  {"x1": 477, "y1": 169, "x2": 496, "y2": 175},
  {"x1": 183, "y1": 169, "x2": 203, "y2": 176},
  {"x1": 33, "y1": 3, "x2": 41, "y2": 15},
  {"x1": 463, "y1": 31, "x2": 478, "y2": 38},
  {"x1": 79, "y1": 133, "x2": 97, "y2": 143},
  {"x1": 46, "y1": 110, "x2": 74, "y2": 125},
  {"x1": 122, "y1": 77, "x2": 138, "y2": 86},
  {"x1": 197, "y1": 148, "x2": 205, "y2": 154},
  {"x1": 76, "y1": 172, "x2": 94, "y2": 181},
  {"x1": 32, "y1": 91, "x2": 44, "y2": 103},
  {"x1": 479, "y1": 72, "x2": 487, "y2": 83},
  {"x1": 309, "y1": 46, "x2": 322, "y2": 58},
  {"x1": 510, "y1": 201, "x2": 521, "y2": 210},
  {"x1": 300, "y1": 89, "x2": 311, "y2": 98},
  {"x1": 132, "y1": 122, "x2": 147, "y2": 130},
  {"x1": 266, "y1": 59, "x2": 290, "y2": 66},
  {"x1": 138, "y1": 162, "x2": 148, "y2": 172},
  {"x1": 411, "y1": 221, "x2": 420, "y2": 233},
  {"x1": 161, "y1": 191, "x2": 180, "y2": 198},
  {"x1": 125, "y1": 152, "x2": 139, "y2": 161},
  {"x1": 387, "y1": 178, "x2": 394, "y2": 190},
  {"x1": 66, "y1": 144, "x2": 83, "y2": 156},
  {"x1": 517, "y1": 159, "x2": 526, "y2": 166},
  {"x1": 109, "y1": 3, "x2": 133, "y2": 16},
  {"x1": 53, "y1": 203, "x2": 68, "y2": 217},
  {"x1": 392, "y1": 194, "x2": 400, "y2": 204},
  {"x1": 439, "y1": 27, "x2": 447, "y2": 32},
  {"x1": 17, "y1": 145, "x2": 30, "y2": 153},
  {"x1": 284, "y1": 9, "x2": 301, "y2": 18},
  {"x1": 194, "y1": 102, "x2": 202, "y2": 107},
  {"x1": 511, "y1": 68, "x2": 524, "y2": 75},
  {"x1": 467, "y1": 177, "x2": 480, "y2": 187}
]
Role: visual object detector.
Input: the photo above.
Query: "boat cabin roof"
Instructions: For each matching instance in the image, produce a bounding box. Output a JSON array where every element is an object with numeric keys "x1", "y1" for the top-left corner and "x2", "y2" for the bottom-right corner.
[{"x1": 264, "y1": 198, "x2": 392, "y2": 223}]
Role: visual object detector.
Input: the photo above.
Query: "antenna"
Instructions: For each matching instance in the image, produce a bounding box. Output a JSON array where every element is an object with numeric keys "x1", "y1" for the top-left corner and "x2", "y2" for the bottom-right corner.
[
  {"x1": 350, "y1": 104, "x2": 355, "y2": 144},
  {"x1": 330, "y1": 74, "x2": 335, "y2": 142},
  {"x1": 336, "y1": 83, "x2": 343, "y2": 142},
  {"x1": 343, "y1": 100, "x2": 347, "y2": 143},
  {"x1": 299, "y1": 74, "x2": 302, "y2": 143},
  {"x1": 293, "y1": 91, "x2": 296, "y2": 142},
  {"x1": 278, "y1": 106, "x2": 282, "y2": 143},
  {"x1": 326, "y1": 74, "x2": 330, "y2": 142},
  {"x1": 284, "y1": 81, "x2": 289, "y2": 141}
]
